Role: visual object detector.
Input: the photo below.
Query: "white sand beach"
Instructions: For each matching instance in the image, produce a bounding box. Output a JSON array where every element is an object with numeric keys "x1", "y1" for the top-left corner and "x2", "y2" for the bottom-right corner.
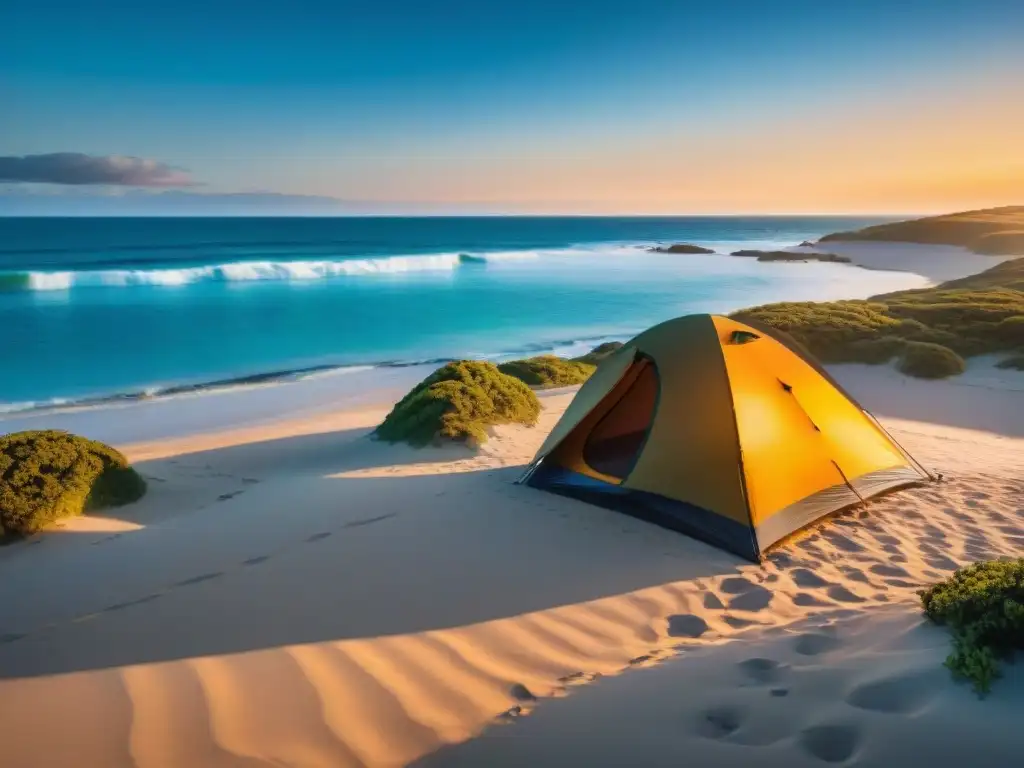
[{"x1": 0, "y1": 357, "x2": 1022, "y2": 767}]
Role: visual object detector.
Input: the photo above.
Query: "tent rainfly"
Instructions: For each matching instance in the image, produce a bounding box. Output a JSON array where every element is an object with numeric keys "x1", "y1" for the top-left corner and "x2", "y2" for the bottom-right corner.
[{"x1": 519, "y1": 314, "x2": 931, "y2": 561}]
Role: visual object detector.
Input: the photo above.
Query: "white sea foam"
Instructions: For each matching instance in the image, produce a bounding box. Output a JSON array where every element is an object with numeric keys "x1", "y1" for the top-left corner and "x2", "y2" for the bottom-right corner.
[
  {"x1": 27, "y1": 272, "x2": 75, "y2": 291},
  {"x1": 19, "y1": 252, "x2": 488, "y2": 291}
]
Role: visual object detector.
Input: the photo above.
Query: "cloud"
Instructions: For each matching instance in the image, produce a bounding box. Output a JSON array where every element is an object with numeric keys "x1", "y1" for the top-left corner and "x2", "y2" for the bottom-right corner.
[{"x1": 0, "y1": 153, "x2": 193, "y2": 186}]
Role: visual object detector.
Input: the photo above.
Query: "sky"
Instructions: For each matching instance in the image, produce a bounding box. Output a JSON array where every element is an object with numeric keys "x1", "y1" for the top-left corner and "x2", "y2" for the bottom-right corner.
[{"x1": 2, "y1": 0, "x2": 1023, "y2": 215}]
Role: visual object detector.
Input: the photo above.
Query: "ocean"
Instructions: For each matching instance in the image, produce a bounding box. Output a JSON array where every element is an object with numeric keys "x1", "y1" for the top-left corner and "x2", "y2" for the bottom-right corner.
[{"x1": 0, "y1": 216, "x2": 927, "y2": 413}]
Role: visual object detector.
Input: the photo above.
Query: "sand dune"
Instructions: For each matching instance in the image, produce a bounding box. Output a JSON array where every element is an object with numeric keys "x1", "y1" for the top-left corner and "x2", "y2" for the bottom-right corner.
[{"x1": 0, "y1": 369, "x2": 1022, "y2": 767}]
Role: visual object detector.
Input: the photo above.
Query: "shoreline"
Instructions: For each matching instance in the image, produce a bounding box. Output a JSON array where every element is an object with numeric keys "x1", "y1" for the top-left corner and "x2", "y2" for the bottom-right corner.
[{"x1": 1, "y1": 238, "x2": 975, "y2": 417}]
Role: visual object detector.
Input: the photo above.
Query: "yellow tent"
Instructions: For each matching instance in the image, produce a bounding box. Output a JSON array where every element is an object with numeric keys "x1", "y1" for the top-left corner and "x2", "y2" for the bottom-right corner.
[{"x1": 519, "y1": 314, "x2": 931, "y2": 561}]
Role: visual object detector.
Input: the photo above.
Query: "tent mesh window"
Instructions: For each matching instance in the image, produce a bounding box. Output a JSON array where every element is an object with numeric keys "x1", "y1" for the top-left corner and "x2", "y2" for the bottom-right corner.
[
  {"x1": 728, "y1": 330, "x2": 760, "y2": 345},
  {"x1": 582, "y1": 359, "x2": 659, "y2": 480}
]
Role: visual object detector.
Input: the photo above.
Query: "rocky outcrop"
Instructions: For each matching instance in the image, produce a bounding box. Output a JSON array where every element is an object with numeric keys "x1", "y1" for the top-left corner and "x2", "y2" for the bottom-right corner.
[
  {"x1": 648, "y1": 243, "x2": 715, "y2": 254},
  {"x1": 730, "y1": 250, "x2": 851, "y2": 263}
]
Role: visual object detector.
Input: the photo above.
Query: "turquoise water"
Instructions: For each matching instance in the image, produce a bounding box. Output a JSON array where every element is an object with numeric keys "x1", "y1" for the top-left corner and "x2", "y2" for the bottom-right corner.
[{"x1": 0, "y1": 216, "x2": 925, "y2": 411}]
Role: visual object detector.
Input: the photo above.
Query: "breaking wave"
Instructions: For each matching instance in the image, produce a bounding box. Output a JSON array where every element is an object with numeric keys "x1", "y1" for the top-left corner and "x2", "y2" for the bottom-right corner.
[{"x1": 0, "y1": 250, "x2": 541, "y2": 292}]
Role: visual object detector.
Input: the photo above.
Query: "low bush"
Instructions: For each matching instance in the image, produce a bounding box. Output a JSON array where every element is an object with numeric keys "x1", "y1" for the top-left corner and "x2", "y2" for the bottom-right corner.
[
  {"x1": 573, "y1": 341, "x2": 624, "y2": 366},
  {"x1": 919, "y1": 559, "x2": 1024, "y2": 694},
  {"x1": 843, "y1": 336, "x2": 907, "y2": 364},
  {"x1": 897, "y1": 341, "x2": 966, "y2": 379},
  {"x1": 376, "y1": 361, "x2": 540, "y2": 447},
  {"x1": 0, "y1": 430, "x2": 147, "y2": 535},
  {"x1": 498, "y1": 355, "x2": 595, "y2": 388},
  {"x1": 996, "y1": 316, "x2": 1024, "y2": 346},
  {"x1": 732, "y1": 261, "x2": 1024, "y2": 376}
]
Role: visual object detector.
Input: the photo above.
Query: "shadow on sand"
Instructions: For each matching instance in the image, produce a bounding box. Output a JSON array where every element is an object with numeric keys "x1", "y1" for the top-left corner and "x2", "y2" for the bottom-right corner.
[{"x1": 0, "y1": 424, "x2": 743, "y2": 680}]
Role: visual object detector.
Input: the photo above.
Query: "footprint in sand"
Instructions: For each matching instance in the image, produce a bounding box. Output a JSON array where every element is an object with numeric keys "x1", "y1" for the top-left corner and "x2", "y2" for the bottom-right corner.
[
  {"x1": 799, "y1": 723, "x2": 861, "y2": 763},
  {"x1": 846, "y1": 670, "x2": 940, "y2": 715},
  {"x1": 667, "y1": 614, "x2": 709, "y2": 638},
  {"x1": 695, "y1": 705, "x2": 745, "y2": 740},
  {"x1": 826, "y1": 585, "x2": 866, "y2": 604},
  {"x1": 791, "y1": 568, "x2": 830, "y2": 588},
  {"x1": 719, "y1": 578, "x2": 774, "y2": 611},
  {"x1": 793, "y1": 592, "x2": 832, "y2": 607},
  {"x1": 924, "y1": 554, "x2": 960, "y2": 571},
  {"x1": 102, "y1": 593, "x2": 162, "y2": 613},
  {"x1": 703, "y1": 592, "x2": 725, "y2": 610},
  {"x1": 884, "y1": 579, "x2": 917, "y2": 589},
  {"x1": 509, "y1": 683, "x2": 536, "y2": 702},
  {"x1": 839, "y1": 567, "x2": 871, "y2": 585},
  {"x1": 729, "y1": 586, "x2": 774, "y2": 611},
  {"x1": 344, "y1": 512, "x2": 397, "y2": 528},
  {"x1": 793, "y1": 631, "x2": 841, "y2": 656},
  {"x1": 870, "y1": 563, "x2": 910, "y2": 578},
  {"x1": 174, "y1": 572, "x2": 224, "y2": 588},
  {"x1": 738, "y1": 657, "x2": 787, "y2": 685}
]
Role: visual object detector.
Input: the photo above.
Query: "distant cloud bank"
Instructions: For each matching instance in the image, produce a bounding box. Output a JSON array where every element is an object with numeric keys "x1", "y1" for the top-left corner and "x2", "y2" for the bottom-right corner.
[{"x1": 0, "y1": 153, "x2": 193, "y2": 186}]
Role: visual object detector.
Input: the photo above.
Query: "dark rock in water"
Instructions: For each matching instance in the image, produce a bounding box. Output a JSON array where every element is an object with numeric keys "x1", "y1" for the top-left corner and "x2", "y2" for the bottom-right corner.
[
  {"x1": 649, "y1": 243, "x2": 715, "y2": 254},
  {"x1": 458, "y1": 253, "x2": 487, "y2": 264},
  {"x1": 730, "y1": 249, "x2": 851, "y2": 263},
  {"x1": 799, "y1": 240, "x2": 816, "y2": 247}
]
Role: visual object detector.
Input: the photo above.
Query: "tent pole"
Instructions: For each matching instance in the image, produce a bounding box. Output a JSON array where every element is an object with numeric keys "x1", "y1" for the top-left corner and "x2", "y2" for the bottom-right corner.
[{"x1": 864, "y1": 411, "x2": 935, "y2": 481}]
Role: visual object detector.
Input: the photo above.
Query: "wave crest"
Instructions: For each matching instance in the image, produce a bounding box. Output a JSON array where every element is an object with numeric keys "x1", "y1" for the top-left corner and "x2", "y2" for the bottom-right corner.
[{"x1": 2, "y1": 251, "x2": 540, "y2": 292}]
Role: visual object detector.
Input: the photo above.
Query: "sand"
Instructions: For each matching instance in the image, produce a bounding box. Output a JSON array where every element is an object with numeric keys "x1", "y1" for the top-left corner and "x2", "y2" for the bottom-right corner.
[
  {"x1": 789, "y1": 241, "x2": 1015, "y2": 282},
  {"x1": 0, "y1": 361, "x2": 1022, "y2": 767}
]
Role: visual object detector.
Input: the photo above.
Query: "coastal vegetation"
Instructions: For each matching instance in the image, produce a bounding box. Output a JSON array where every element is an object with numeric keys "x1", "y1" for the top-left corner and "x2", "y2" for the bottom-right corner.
[
  {"x1": 0, "y1": 430, "x2": 147, "y2": 537},
  {"x1": 573, "y1": 341, "x2": 624, "y2": 366},
  {"x1": 376, "y1": 361, "x2": 541, "y2": 446},
  {"x1": 379, "y1": 342, "x2": 628, "y2": 446},
  {"x1": 820, "y1": 206, "x2": 1024, "y2": 255},
  {"x1": 920, "y1": 559, "x2": 1024, "y2": 694},
  {"x1": 733, "y1": 257, "x2": 1024, "y2": 378},
  {"x1": 897, "y1": 341, "x2": 966, "y2": 379},
  {"x1": 498, "y1": 356, "x2": 595, "y2": 388}
]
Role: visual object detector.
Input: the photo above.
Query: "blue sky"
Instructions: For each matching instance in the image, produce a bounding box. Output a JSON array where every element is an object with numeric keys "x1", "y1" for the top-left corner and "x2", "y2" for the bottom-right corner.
[{"x1": 2, "y1": 0, "x2": 1023, "y2": 213}]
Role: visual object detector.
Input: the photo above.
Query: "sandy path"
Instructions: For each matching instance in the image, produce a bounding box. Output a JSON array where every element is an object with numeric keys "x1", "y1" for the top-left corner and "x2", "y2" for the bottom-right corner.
[{"x1": 0, "y1": 371, "x2": 1022, "y2": 767}]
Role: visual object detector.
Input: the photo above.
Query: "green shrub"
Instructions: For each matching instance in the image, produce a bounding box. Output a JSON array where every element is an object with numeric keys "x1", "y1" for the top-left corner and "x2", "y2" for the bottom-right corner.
[
  {"x1": 573, "y1": 341, "x2": 624, "y2": 366},
  {"x1": 732, "y1": 266, "x2": 1024, "y2": 367},
  {"x1": 376, "y1": 361, "x2": 540, "y2": 447},
  {"x1": 919, "y1": 559, "x2": 1024, "y2": 694},
  {"x1": 0, "y1": 430, "x2": 147, "y2": 535},
  {"x1": 498, "y1": 355, "x2": 595, "y2": 388},
  {"x1": 843, "y1": 336, "x2": 907, "y2": 364},
  {"x1": 995, "y1": 316, "x2": 1024, "y2": 346},
  {"x1": 897, "y1": 342, "x2": 966, "y2": 379}
]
